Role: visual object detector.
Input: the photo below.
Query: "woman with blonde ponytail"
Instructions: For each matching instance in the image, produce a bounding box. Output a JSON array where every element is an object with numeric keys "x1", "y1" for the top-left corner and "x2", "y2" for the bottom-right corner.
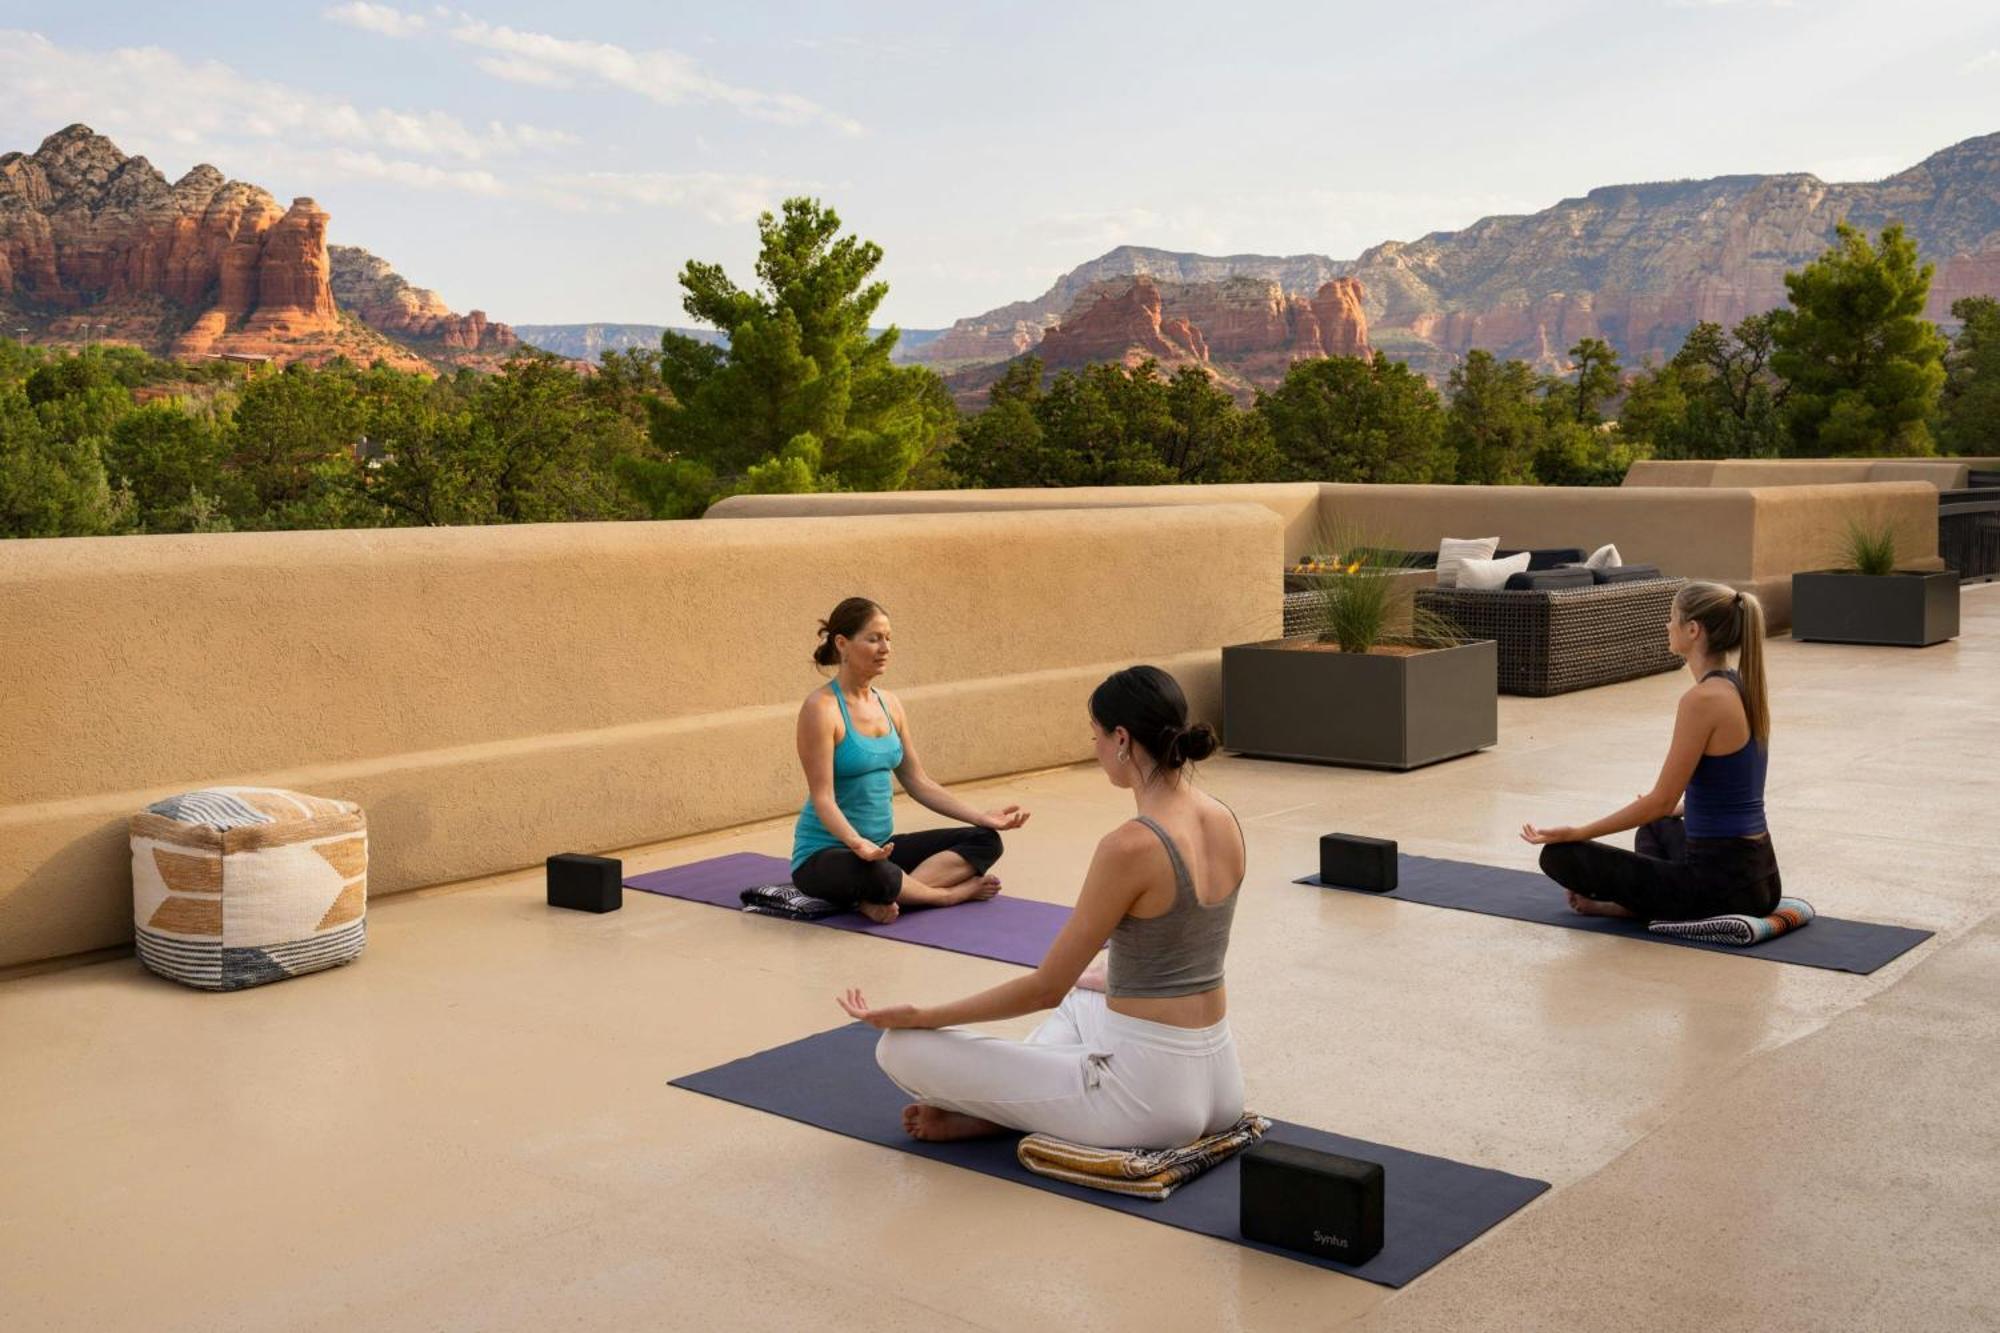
[{"x1": 1522, "y1": 582, "x2": 1782, "y2": 921}]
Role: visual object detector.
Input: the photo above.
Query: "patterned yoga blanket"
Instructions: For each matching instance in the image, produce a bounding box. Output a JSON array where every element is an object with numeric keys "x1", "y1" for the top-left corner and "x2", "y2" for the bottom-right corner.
[
  {"x1": 1648, "y1": 897, "x2": 1816, "y2": 946},
  {"x1": 1016, "y1": 1112, "x2": 1272, "y2": 1201},
  {"x1": 738, "y1": 883, "x2": 844, "y2": 921}
]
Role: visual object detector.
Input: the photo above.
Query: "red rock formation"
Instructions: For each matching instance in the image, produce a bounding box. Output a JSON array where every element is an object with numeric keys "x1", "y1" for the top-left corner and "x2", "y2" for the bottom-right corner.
[
  {"x1": 0, "y1": 125, "x2": 504, "y2": 372},
  {"x1": 1030, "y1": 274, "x2": 1370, "y2": 389},
  {"x1": 1310, "y1": 278, "x2": 1369, "y2": 358},
  {"x1": 1035, "y1": 276, "x2": 1210, "y2": 369},
  {"x1": 0, "y1": 126, "x2": 349, "y2": 363},
  {"x1": 328, "y1": 244, "x2": 519, "y2": 354},
  {"x1": 913, "y1": 246, "x2": 1347, "y2": 368}
]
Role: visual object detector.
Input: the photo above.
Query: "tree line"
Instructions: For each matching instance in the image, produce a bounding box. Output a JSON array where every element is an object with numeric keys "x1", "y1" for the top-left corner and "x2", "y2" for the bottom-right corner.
[{"x1": 4, "y1": 205, "x2": 1996, "y2": 540}]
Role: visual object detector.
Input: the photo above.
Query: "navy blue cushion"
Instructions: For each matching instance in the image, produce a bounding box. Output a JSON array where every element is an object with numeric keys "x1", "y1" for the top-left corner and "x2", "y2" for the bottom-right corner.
[
  {"x1": 1593, "y1": 564, "x2": 1664, "y2": 584},
  {"x1": 1495, "y1": 547, "x2": 1588, "y2": 571},
  {"x1": 1504, "y1": 567, "x2": 1595, "y2": 591}
]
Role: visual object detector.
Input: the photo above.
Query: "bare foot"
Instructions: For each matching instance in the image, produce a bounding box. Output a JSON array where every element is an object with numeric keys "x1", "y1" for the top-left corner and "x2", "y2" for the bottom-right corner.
[
  {"x1": 1566, "y1": 891, "x2": 1637, "y2": 919},
  {"x1": 958, "y1": 874, "x2": 1002, "y2": 904},
  {"x1": 901, "y1": 1103, "x2": 1005, "y2": 1142},
  {"x1": 857, "y1": 900, "x2": 900, "y2": 925}
]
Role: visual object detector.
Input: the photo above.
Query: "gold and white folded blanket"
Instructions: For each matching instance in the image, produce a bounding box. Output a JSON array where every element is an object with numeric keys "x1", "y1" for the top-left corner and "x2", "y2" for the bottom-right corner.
[{"x1": 1015, "y1": 1113, "x2": 1271, "y2": 1201}]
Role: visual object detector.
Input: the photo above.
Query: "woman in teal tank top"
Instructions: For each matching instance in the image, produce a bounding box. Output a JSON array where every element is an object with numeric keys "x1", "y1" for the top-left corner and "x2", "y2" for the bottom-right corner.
[{"x1": 793, "y1": 598, "x2": 1030, "y2": 925}]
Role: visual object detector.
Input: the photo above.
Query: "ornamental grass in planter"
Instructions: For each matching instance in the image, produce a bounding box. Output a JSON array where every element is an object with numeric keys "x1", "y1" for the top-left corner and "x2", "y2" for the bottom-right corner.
[
  {"x1": 1227, "y1": 538, "x2": 1497, "y2": 770},
  {"x1": 1791, "y1": 517, "x2": 1959, "y2": 647}
]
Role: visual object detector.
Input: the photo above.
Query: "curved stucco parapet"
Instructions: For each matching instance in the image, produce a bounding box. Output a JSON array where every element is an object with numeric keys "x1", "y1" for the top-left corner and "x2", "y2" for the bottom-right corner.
[
  {"x1": 0, "y1": 503, "x2": 1280, "y2": 967},
  {"x1": 1625, "y1": 458, "x2": 2000, "y2": 490},
  {"x1": 712, "y1": 478, "x2": 1941, "y2": 630},
  {"x1": 708, "y1": 483, "x2": 1328, "y2": 563}
]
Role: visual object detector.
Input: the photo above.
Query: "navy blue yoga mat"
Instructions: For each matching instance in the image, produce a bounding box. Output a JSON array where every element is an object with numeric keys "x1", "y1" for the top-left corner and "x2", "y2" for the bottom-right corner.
[
  {"x1": 671, "y1": 1023, "x2": 1549, "y2": 1287},
  {"x1": 1297, "y1": 854, "x2": 1931, "y2": 975},
  {"x1": 625, "y1": 853, "x2": 1068, "y2": 967}
]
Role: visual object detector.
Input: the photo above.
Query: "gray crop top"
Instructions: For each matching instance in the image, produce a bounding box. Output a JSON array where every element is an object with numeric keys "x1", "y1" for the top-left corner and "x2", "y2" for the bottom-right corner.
[{"x1": 1106, "y1": 813, "x2": 1241, "y2": 999}]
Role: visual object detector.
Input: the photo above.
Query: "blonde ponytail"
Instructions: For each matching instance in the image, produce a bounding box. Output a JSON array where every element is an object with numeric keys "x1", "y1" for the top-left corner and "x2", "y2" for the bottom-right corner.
[
  {"x1": 1735, "y1": 592, "x2": 1769, "y2": 743},
  {"x1": 1674, "y1": 581, "x2": 1771, "y2": 744}
]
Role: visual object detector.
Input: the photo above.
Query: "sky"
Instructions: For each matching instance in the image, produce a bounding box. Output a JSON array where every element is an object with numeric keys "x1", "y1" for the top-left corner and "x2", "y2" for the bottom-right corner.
[{"x1": 3, "y1": 1, "x2": 1998, "y2": 331}]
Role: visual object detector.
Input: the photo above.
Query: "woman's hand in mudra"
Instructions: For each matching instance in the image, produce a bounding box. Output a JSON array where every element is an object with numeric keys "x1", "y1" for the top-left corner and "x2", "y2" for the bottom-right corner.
[
  {"x1": 838, "y1": 988, "x2": 925, "y2": 1030},
  {"x1": 981, "y1": 805, "x2": 1031, "y2": 832},
  {"x1": 1519, "y1": 822, "x2": 1582, "y2": 845},
  {"x1": 851, "y1": 839, "x2": 895, "y2": 862}
]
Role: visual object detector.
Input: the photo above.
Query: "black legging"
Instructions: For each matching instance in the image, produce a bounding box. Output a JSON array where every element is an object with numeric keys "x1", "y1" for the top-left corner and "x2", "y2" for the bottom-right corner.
[
  {"x1": 1539, "y1": 816, "x2": 1782, "y2": 922},
  {"x1": 792, "y1": 826, "x2": 1004, "y2": 908}
]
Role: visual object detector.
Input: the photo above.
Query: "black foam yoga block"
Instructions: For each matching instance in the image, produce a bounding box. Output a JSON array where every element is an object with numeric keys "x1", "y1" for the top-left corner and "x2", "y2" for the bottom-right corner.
[
  {"x1": 1319, "y1": 833, "x2": 1397, "y2": 892},
  {"x1": 1240, "y1": 1140, "x2": 1385, "y2": 1264},
  {"x1": 547, "y1": 853, "x2": 623, "y2": 913}
]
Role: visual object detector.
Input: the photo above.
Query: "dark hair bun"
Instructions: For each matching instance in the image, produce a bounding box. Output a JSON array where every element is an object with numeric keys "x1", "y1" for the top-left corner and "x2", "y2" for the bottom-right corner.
[
  {"x1": 1172, "y1": 721, "x2": 1219, "y2": 765},
  {"x1": 1090, "y1": 665, "x2": 1214, "y2": 776},
  {"x1": 811, "y1": 623, "x2": 840, "y2": 668}
]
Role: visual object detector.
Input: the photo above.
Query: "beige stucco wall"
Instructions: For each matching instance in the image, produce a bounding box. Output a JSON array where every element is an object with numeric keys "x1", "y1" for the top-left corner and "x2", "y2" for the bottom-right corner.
[
  {"x1": 708, "y1": 483, "x2": 1329, "y2": 564},
  {"x1": 0, "y1": 504, "x2": 1281, "y2": 968},
  {"x1": 1321, "y1": 480, "x2": 1940, "y2": 623},
  {"x1": 1625, "y1": 459, "x2": 2000, "y2": 490},
  {"x1": 718, "y1": 480, "x2": 1942, "y2": 628}
]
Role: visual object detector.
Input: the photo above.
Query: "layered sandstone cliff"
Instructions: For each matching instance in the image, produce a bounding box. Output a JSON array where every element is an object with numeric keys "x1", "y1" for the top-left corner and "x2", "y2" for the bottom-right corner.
[
  {"x1": 945, "y1": 273, "x2": 1372, "y2": 406},
  {"x1": 1035, "y1": 276, "x2": 1210, "y2": 368},
  {"x1": 329, "y1": 245, "x2": 518, "y2": 355},
  {"x1": 1343, "y1": 136, "x2": 2000, "y2": 372},
  {"x1": 922, "y1": 132, "x2": 2000, "y2": 380},
  {"x1": 1034, "y1": 274, "x2": 1370, "y2": 381},
  {"x1": 0, "y1": 126, "x2": 501, "y2": 371},
  {"x1": 920, "y1": 246, "x2": 1348, "y2": 368}
]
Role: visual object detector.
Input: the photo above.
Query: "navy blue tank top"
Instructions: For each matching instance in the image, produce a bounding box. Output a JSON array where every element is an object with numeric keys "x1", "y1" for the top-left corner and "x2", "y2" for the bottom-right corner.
[{"x1": 1683, "y1": 669, "x2": 1767, "y2": 839}]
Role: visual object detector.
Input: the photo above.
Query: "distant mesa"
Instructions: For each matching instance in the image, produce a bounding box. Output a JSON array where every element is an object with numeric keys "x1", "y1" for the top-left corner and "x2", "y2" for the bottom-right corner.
[
  {"x1": 511, "y1": 323, "x2": 723, "y2": 360},
  {"x1": 511, "y1": 322, "x2": 945, "y2": 363},
  {"x1": 0, "y1": 124, "x2": 518, "y2": 372},
  {"x1": 914, "y1": 131, "x2": 2000, "y2": 383}
]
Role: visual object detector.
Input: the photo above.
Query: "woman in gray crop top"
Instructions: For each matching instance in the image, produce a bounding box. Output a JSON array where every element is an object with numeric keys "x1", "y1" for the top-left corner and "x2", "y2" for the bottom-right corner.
[{"x1": 837, "y1": 666, "x2": 1247, "y2": 1151}]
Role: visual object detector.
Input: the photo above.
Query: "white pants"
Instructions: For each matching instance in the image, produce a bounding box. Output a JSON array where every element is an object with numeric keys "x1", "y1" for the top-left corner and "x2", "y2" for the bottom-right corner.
[{"x1": 875, "y1": 988, "x2": 1244, "y2": 1149}]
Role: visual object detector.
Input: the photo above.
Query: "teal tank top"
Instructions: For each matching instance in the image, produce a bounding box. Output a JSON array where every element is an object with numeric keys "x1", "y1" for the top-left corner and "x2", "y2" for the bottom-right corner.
[{"x1": 792, "y1": 683, "x2": 903, "y2": 870}]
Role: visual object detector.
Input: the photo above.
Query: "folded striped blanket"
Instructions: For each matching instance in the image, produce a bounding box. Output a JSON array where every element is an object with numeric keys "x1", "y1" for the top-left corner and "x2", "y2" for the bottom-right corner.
[
  {"x1": 739, "y1": 884, "x2": 842, "y2": 921},
  {"x1": 1016, "y1": 1113, "x2": 1271, "y2": 1201},
  {"x1": 1648, "y1": 897, "x2": 1815, "y2": 946}
]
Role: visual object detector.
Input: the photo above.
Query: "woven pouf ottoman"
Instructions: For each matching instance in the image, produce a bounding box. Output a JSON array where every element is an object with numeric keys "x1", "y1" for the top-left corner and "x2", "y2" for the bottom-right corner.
[{"x1": 130, "y1": 787, "x2": 368, "y2": 990}]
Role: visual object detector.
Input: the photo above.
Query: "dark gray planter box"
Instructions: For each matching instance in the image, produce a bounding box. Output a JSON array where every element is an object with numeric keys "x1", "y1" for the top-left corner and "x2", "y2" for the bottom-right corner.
[
  {"x1": 1221, "y1": 637, "x2": 1498, "y2": 770},
  {"x1": 1790, "y1": 570, "x2": 1960, "y2": 647}
]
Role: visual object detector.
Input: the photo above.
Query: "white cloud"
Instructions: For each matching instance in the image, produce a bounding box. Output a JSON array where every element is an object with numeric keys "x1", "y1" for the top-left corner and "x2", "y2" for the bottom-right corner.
[
  {"x1": 322, "y1": 2, "x2": 427, "y2": 37},
  {"x1": 449, "y1": 18, "x2": 864, "y2": 135},
  {"x1": 1965, "y1": 49, "x2": 2000, "y2": 74},
  {"x1": 0, "y1": 28, "x2": 573, "y2": 195},
  {"x1": 0, "y1": 29, "x2": 805, "y2": 229},
  {"x1": 1031, "y1": 188, "x2": 1545, "y2": 262},
  {"x1": 326, "y1": 149, "x2": 503, "y2": 194},
  {"x1": 545, "y1": 170, "x2": 810, "y2": 223}
]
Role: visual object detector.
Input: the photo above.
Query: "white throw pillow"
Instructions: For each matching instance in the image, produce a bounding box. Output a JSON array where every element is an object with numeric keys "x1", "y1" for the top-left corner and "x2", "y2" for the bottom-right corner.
[
  {"x1": 1584, "y1": 542, "x2": 1623, "y2": 570},
  {"x1": 1436, "y1": 536, "x2": 1500, "y2": 587},
  {"x1": 1457, "y1": 552, "x2": 1532, "y2": 591}
]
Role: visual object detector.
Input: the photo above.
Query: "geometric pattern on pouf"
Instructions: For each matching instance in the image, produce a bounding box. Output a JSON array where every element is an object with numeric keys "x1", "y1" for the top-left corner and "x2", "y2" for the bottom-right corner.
[{"x1": 129, "y1": 786, "x2": 367, "y2": 990}]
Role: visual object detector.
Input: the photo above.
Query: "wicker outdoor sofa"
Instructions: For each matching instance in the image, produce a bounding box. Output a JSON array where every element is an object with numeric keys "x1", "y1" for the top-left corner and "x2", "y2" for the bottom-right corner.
[{"x1": 1412, "y1": 576, "x2": 1687, "y2": 696}]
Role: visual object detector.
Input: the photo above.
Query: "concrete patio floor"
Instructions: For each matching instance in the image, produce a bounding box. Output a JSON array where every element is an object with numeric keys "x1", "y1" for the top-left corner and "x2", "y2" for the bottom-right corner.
[{"x1": 4, "y1": 586, "x2": 1996, "y2": 1331}]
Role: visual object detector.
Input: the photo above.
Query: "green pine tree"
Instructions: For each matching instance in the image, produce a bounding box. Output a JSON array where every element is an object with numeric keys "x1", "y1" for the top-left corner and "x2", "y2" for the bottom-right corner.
[
  {"x1": 623, "y1": 198, "x2": 953, "y2": 516},
  {"x1": 1937, "y1": 296, "x2": 2000, "y2": 455},
  {"x1": 1769, "y1": 223, "x2": 1948, "y2": 456},
  {"x1": 1257, "y1": 353, "x2": 1450, "y2": 483}
]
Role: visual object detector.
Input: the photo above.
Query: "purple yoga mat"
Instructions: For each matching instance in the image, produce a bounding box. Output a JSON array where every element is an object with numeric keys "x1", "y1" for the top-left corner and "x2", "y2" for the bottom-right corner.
[{"x1": 624, "y1": 852, "x2": 1069, "y2": 967}]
